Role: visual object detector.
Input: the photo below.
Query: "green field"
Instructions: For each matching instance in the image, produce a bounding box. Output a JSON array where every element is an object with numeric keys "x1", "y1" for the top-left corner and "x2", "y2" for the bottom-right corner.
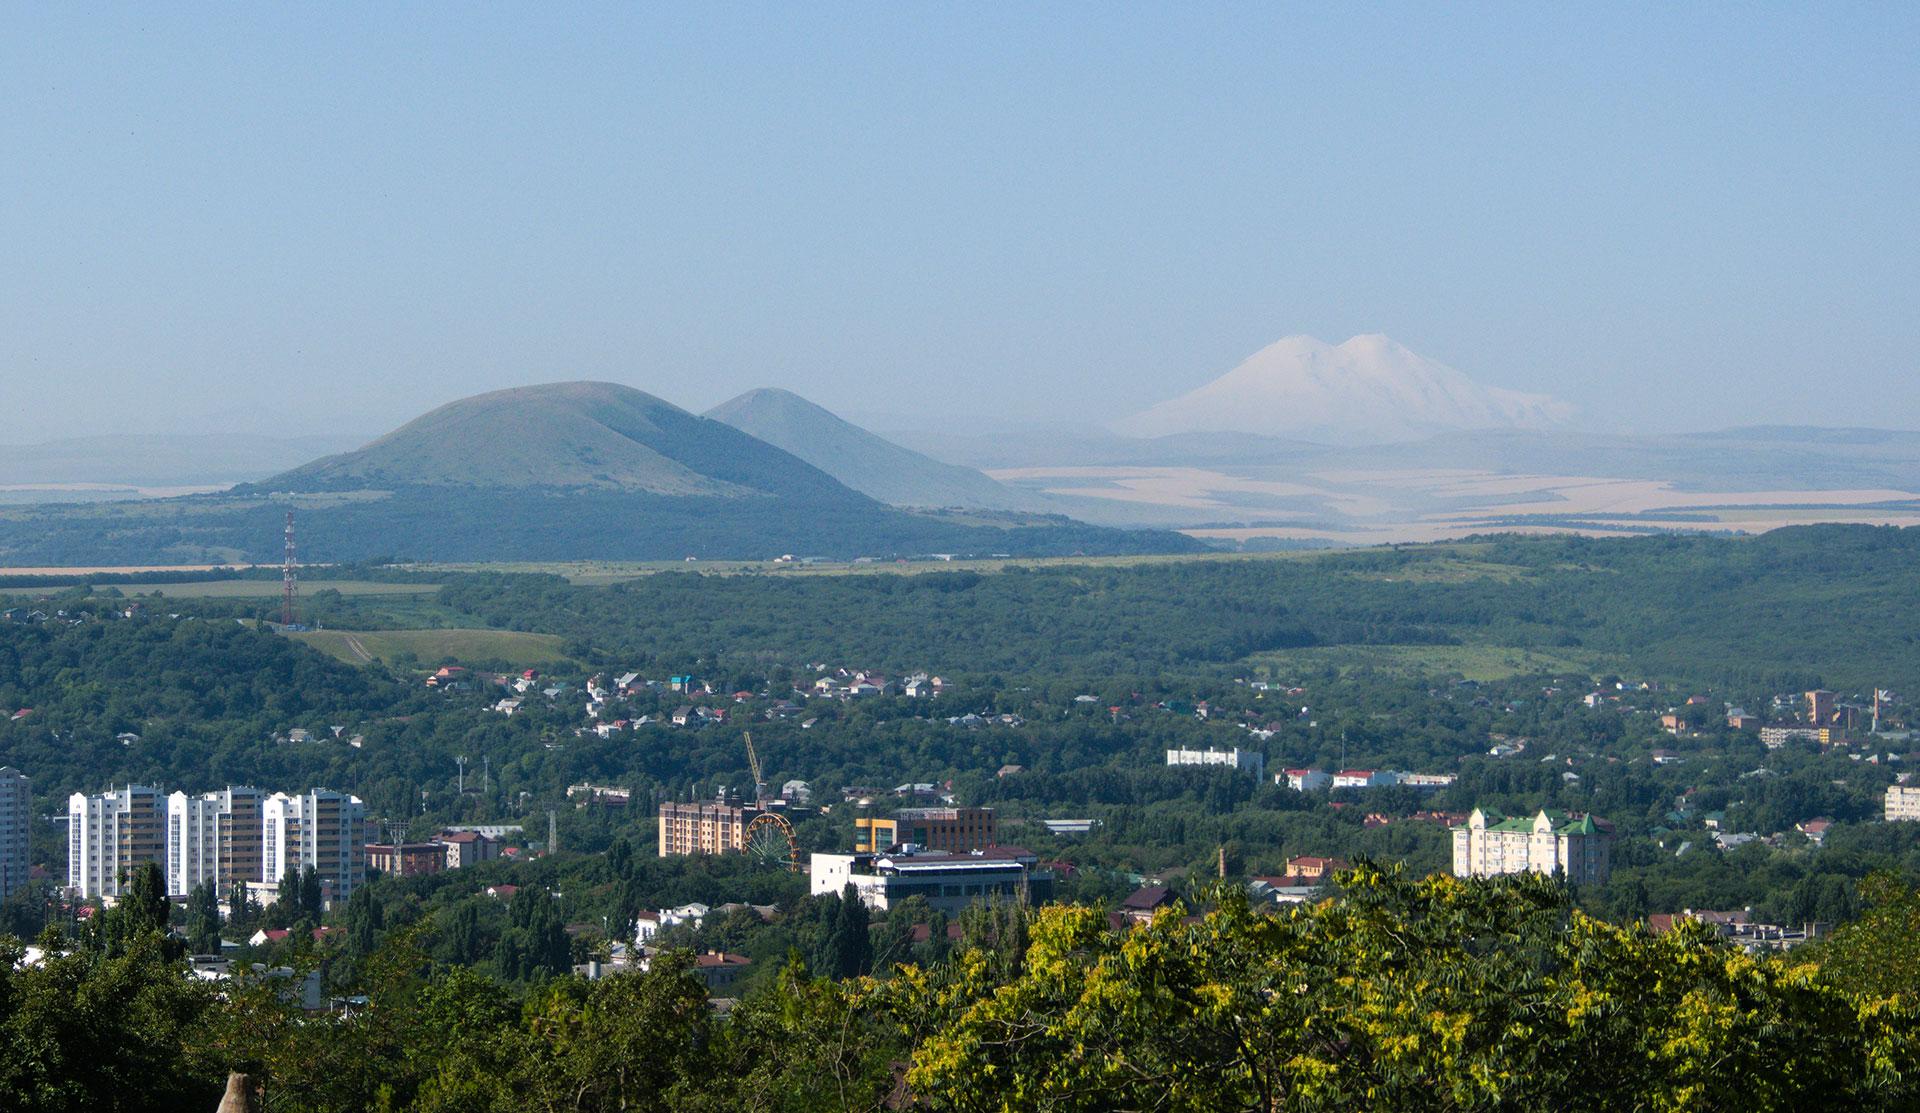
[
  {"x1": 1246, "y1": 642, "x2": 1610, "y2": 683},
  {"x1": 288, "y1": 627, "x2": 572, "y2": 669},
  {"x1": 96, "y1": 579, "x2": 443, "y2": 598}
]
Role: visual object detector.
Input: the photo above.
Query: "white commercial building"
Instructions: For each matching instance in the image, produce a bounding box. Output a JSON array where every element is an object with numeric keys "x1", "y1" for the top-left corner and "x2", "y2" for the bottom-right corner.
[
  {"x1": 0, "y1": 767, "x2": 29, "y2": 901},
  {"x1": 1165, "y1": 747, "x2": 1265, "y2": 781},
  {"x1": 811, "y1": 848, "x2": 1052, "y2": 914},
  {"x1": 1451, "y1": 807, "x2": 1611, "y2": 887},
  {"x1": 1887, "y1": 785, "x2": 1920, "y2": 822},
  {"x1": 1278, "y1": 769, "x2": 1332, "y2": 792},
  {"x1": 1331, "y1": 769, "x2": 1398, "y2": 789}
]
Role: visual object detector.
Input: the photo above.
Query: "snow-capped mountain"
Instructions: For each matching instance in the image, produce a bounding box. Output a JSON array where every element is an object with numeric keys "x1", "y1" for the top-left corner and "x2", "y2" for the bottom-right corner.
[{"x1": 1114, "y1": 334, "x2": 1574, "y2": 444}]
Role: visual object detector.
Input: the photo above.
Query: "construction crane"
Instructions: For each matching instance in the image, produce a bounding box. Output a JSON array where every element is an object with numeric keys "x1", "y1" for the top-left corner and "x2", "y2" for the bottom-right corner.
[
  {"x1": 743, "y1": 731, "x2": 768, "y2": 806},
  {"x1": 740, "y1": 731, "x2": 799, "y2": 870}
]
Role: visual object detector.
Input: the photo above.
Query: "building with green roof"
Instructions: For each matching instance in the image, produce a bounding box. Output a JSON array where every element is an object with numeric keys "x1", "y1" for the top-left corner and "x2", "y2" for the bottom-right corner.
[{"x1": 1451, "y1": 806, "x2": 1611, "y2": 885}]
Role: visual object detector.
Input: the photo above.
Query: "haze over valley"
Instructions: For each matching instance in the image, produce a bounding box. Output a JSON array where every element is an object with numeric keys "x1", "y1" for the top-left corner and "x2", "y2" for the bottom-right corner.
[{"x1": 5, "y1": 334, "x2": 1915, "y2": 563}]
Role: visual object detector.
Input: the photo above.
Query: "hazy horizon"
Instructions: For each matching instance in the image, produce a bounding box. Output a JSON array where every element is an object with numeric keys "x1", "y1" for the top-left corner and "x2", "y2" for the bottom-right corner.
[{"x1": 3, "y1": 8, "x2": 1916, "y2": 440}]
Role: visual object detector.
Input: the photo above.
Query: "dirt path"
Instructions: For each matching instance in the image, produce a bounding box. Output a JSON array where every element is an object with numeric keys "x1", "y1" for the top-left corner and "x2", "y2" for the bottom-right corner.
[{"x1": 340, "y1": 634, "x2": 374, "y2": 663}]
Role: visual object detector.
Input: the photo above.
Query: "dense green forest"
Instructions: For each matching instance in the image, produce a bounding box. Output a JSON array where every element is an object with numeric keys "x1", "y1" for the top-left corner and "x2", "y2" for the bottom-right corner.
[{"x1": 428, "y1": 525, "x2": 1920, "y2": 690}]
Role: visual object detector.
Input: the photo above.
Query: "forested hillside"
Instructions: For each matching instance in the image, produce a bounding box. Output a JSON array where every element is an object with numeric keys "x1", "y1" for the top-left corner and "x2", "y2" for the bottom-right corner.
[{"x1": 434, "y1": 525, "x2": 1920, "y2": 691}]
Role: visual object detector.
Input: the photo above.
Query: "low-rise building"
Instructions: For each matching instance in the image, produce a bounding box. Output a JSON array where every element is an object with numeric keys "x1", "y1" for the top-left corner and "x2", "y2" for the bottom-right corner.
[
  {"x1": 1278, "y1": 769, "x2": 1331, "y2": 792},
  {"x1": 1283, "y1": 855, "x2": 1349, "y2": 883},
  {"x1": 692, "y1": 951, "x2": 752, "y2": 993},
  {"x1": 1166, "y1": 747, "x2": 1265, "y2": 780},
  {"x1": 1887, "y1": 784, "x2": 1920, "y2": 822},
  {"x1": 366, "y1": 842, "x2": 447, "y2": 878},
  {"x1": 810, "y1": 847, "x2": 1053, "y2": 914},
  {"x1": 1759, "y1": 726, "x2": 1823, "y2": 749},
  {"x1": 1649, "y1": 908, "x2": 1830, "y2": 954}
]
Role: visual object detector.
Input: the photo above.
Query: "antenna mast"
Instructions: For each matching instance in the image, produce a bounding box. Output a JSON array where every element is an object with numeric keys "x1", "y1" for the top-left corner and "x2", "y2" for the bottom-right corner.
[{"x1": 281, "y1": 510, "x2": 299, "y2": 627}]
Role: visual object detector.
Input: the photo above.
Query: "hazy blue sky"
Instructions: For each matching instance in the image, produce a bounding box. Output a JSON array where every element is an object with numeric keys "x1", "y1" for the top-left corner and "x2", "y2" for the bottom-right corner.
[{"x1": 2, "y1": 7, "x2": 1915, "y2": 440}]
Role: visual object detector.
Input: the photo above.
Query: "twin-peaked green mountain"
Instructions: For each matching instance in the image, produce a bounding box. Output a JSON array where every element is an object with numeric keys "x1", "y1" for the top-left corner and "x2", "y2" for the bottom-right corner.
[{"x1": 0, "y1": 382, "x2": 1196, "y2": 565}]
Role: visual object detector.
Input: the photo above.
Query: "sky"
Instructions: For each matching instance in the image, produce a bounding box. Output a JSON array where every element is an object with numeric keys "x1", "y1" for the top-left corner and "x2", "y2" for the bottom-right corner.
[{"x1": 2, "y1": 6, "x2": 1916, "y2": 441}]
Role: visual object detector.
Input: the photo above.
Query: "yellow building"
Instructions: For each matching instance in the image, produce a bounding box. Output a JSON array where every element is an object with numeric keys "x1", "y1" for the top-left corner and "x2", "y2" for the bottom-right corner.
[{"x1": 854, "y1": 807, "x2": 996, "y2": 854}]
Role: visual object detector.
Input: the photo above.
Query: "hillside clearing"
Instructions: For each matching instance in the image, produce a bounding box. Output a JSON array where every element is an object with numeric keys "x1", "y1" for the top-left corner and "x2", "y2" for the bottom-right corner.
[
  {"x1": 289, "y1": 627, "x2": 572, "y2": 670},
  {"x1": 1246, "y1": 643, "x2": 1611, "y2": 683}
]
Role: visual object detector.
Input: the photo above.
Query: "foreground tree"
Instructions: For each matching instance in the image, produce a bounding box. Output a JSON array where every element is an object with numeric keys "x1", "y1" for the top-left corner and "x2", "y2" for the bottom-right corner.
[{"x1": 897, "y1": 865, "x2": 1920, "y2": 1112}]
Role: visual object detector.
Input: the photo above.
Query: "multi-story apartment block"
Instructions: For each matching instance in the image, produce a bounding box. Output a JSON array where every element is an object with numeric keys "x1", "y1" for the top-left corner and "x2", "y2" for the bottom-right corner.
[
  {"x1": 1165, "y1": 747, "x2": 1265, "y2": 781},
  {"x1": 68, "y1": 784, "x2": 166, "y2": 899},
  {"x1": 72, "y1": 783, "x2": 363, "y2": 903},
  {"x1": 658, "y1": 798, "x2": 758, "y2": 857},
  {"x1": 166, "y1": 786, "x2": 265, "y2": 898},
  {"x1": 0, "y1": 767, "x2": 29, "y2": 901},
  {"x1": 434, "y1": 829, "x2": 499, "y2": 869},
  {"x1": 1886, "y1": 784, "x2": 1920, "y2": 822},
  {"x1": 854, "y1": 806, "x2": 997, "y2": 854},
  {"x1": 1451, "y1": 807, "x2": 1611, "y2": 886},
  {"x1": 263, "y1": 788, "x2": 367, "y2": 901}
]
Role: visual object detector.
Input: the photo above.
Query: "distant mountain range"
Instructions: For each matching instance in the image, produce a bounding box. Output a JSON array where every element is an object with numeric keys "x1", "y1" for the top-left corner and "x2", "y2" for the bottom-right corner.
[
  {"x1": 264, "y1": 382, "x2": 853, "y2": 500},
  {"x1": 705, "y1": 388, "x2": 1052, "y2": 512},
  {"x1": 1114, "y1": 334, "x2": 1573, "y2": 444},
  {"x1": 6, "y1": 346, "x2": 1920, "y2": 563},
  {"x1": 0, "y1": 382, "x2": 1197, "y2": 565}
]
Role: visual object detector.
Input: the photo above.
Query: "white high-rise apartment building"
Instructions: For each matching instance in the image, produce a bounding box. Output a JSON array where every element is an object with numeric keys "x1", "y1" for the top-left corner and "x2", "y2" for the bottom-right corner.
[
  {"x1": 67, "y1": 784, "x2": 166, "y2": 899},
  {"x1": 0, "y1": 767, "x2": 30, "y2": 901},
  {"x1": 166, "y1": 786, "x2": 266, "y2": 898},
  {"x1": 264, "y1": 788, "x2": 367, "y2": 901}
]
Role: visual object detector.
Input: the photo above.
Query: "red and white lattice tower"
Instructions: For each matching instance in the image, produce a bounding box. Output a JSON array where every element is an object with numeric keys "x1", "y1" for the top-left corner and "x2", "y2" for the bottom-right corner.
[{"x1": 281, "y1": 510, "x2": 299, "y2": 627}]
